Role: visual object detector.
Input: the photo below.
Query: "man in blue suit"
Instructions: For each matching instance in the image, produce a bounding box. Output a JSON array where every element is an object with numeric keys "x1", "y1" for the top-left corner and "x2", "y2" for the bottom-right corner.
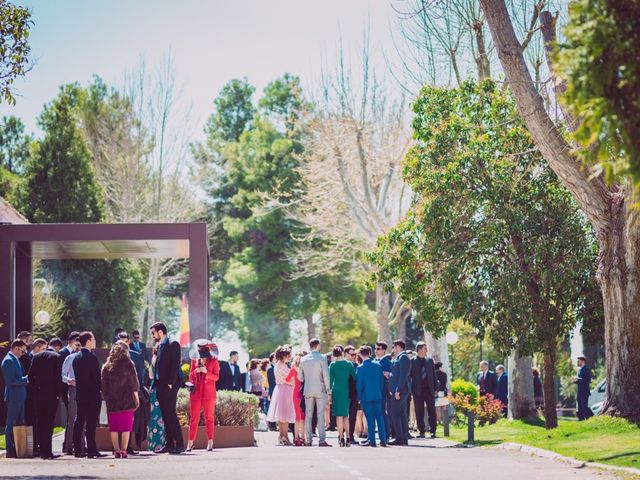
[
  {"x1": 573, "y1": 355, "x2": 594, "y2": 421},
  {"x1": 2, "y1": 339, "x2": 29, "y2": 458},
  {"x1": 356, "y1": 345, "x2": 387, "y2": 447},
  {"x1": 374, "y1": 341, "x2": 392, "y2": 442},
  {"x1": 495, "y1": 364, "x2": 508, "y2": 415},
  {"x1": 389, "y1": 339, "x2": 411, "y2": 446}
]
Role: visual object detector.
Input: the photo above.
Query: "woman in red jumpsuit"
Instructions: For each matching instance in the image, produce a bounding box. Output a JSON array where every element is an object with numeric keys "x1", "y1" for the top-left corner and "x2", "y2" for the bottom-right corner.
[{"x1": 187, "y1": 343, "x2": 220, "y2": 451}]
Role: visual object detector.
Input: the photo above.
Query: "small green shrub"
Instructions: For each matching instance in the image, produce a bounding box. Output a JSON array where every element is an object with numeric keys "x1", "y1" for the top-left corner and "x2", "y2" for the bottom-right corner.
[{"x1": 451, "y1": 379, "x2": 478, "y2": 404}]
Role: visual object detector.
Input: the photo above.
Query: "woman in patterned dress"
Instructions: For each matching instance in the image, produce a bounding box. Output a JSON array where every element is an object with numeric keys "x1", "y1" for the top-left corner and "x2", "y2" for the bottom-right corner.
[
  {"x1": 266, "y1": 346, "x2": 295, "y2": 445},
  {"x1": 147, "y1": 343, "x2": 166, "y2": 452}
]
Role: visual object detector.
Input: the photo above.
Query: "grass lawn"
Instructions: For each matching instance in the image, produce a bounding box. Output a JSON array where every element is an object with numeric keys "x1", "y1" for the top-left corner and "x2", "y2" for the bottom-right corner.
[
  {"x1": 447, "y1": 415, "x2": 640, "y2": 469},
  {"x1": 0, "y1": 427, "x2": 64, "y2": 450}
]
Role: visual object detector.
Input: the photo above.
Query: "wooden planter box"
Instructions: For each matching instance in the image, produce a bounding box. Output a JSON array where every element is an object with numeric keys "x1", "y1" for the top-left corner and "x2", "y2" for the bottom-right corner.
[{"x1": 95, "y1": 425, "x2": 254, "y2": 451}]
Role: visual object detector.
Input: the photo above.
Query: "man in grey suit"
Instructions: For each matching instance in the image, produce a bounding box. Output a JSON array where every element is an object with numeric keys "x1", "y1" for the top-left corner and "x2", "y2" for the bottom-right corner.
[{"x1": 298, "y1": 338, "x2": 331, "y2": 447}]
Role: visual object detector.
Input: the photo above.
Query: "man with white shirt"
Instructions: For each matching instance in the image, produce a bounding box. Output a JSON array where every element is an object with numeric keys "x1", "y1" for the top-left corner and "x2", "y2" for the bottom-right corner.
[
  {"x1": 477, "y1": 360, "x2": 497, "y2": 397},
  {"x1": 60, "y1": 333, "x2": 82, "y2": 455},
  {"x1": 217, "y1": 351, "x2": 242, "y2": 391}
]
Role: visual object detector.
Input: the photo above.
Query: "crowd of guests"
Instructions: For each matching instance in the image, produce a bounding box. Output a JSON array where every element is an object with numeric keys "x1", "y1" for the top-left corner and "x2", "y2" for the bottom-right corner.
[
  {"x1": 2, "y1": 326, "x2": 596, "y2": 458},
  {"x1": 260, "y1": 338, "x2": 447, "y2": 448},
  {"x1": 1, "y1": 322, "x2": 224, "y2": 459}
]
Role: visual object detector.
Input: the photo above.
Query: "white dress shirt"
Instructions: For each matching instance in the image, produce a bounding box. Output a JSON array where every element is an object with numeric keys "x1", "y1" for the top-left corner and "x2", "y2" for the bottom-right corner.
[{"x1": 62, "y1": 351, "x2": 80, "y2": 384}]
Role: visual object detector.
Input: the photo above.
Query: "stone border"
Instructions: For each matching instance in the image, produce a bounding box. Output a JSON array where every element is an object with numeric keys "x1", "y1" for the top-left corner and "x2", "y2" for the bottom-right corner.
[{"x1": 494, "y1": 442, "x2": 640, "y2": 476}]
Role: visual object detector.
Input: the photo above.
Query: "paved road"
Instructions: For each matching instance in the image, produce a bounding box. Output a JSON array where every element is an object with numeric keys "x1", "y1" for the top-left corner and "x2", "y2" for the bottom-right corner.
[{"x1": 0, "y1": 431, "x2": 617, "y2": 480}]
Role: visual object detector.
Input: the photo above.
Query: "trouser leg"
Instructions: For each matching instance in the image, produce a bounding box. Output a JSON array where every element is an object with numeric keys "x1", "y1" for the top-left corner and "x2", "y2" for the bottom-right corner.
[
  {"x1": 304, "y1": 396, "x2": 315, "y2": 444},
  {"x1": 316, "y1": 395, "x2": 327, "y2": 443},
  {"x1": 5, "y1": 401, "x2": 23, "y2": 454},
  {"x1": 362, "y1": 401, "x2": 376, "y2": 445},
  {"x1": 425, "y1": 394, "x2": 437, "y2": 435},
  {"x1": 414, "y1": 393, "x2": 426, "y2": 434},
  {"x1": 348, "y1": 398, "x2": 358, "y2": 440}
]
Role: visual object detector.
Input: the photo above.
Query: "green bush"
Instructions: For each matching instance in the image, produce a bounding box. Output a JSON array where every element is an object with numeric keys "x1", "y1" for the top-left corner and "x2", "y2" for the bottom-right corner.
[
  {"x1": 176, "y1": 388, "x2": 259, "y2": 428},
  {"x1": 451, "y1": 379, "x2": 478, "y2": 404}
]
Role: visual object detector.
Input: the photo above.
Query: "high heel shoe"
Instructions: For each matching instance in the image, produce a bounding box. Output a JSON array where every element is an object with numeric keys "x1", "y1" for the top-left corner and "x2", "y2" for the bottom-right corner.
[
  {"x1": 121, "y1": 450, "x2": 128, "y2": 458},
  {"x1": 114, "y1": 450, "x2": 122, "y2": 459}
]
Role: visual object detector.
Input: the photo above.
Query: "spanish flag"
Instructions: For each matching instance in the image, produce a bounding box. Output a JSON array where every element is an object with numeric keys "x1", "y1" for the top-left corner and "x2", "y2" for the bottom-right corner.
[{"x1": 179, "y1": 293, "x2": 190, "y2": 348}]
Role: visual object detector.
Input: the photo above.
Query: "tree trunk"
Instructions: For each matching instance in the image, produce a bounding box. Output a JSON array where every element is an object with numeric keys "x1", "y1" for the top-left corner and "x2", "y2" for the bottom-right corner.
[
  {"x1": 542, "y1": 345, "x2": 558, "y2": 428},
  {"x1": 396, "y1": 312, "x2": 407, "y2": 342},
  {"x1": 306, "y1": 314, "x2": 316, "y2": 342},
  {"x1": 375, "y1": 283, "x2": 392, "y2": 344},
  {"x1": 598, "y1": 202, "x2": 640, "y2": 419},
  {"x1": 507, "y1": 350, "x2": 537, "y2": 419},
  {"x1": 424, "y1": 331, "x2": 449, "y2": 378},
  {"x1": 479, "y1": 0, "x2": 640, "y2": 421}
]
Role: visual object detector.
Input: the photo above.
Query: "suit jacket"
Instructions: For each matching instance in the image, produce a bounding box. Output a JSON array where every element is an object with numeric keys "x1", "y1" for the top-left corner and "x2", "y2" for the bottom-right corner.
[
  {"x1": 2, "y1": 352, "x2": 28, "y2": 403},
  {"x1": 131, "y1": 341, "x2": 150, "y2": 363},
  {"x1": 496, "y1": 373, "x2": 508, "y2": 405},
  {"x1": 356, "y1": 358, "x2": 384, "y2": 402},
  {"x1": 129, "y1": 349, "x2": 146, "y2": 389},
  {"x1": 410, "y1": 356, "x2": 438, "y2": 397},
  {"x1": 298, "y1": 350, "x2": 330, "y2": 396},
  {"x1": 217, "y1": 360, "x2": 242, "y2": 391},
  {"x1": 72, "y1": 348, "x2": 102, "y2": 404},
  {"x1": 477, "y1": 370, "x2": 497, "y2": 396},
  {"x1": 436, "y1": 370, "x2": 448, "y2": 395},
  {"x1": 267, "y1": 364, "x2": 276, "y2": 397},
  {"x1": 154, "y1": 338, "x2": 181, "y2": 390},
  {"x1": 189, "y1": 357, "x2": 220, "y2": 399},
  {"x1": 28, "y1": 350, "x2": 63, "y2": 399},
  {"x1": 389, "y1": 351, "x2": 411, "y2": 395},
  {"x1": 576, "y1": 365, "x2": 592, "y2": 398}
]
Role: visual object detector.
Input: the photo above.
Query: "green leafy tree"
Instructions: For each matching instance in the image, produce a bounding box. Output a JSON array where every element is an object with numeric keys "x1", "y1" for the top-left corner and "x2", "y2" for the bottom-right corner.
[
  {"x1": 0, "y1": 0, "x2": 32, "y2": 105},
  {"x1": 196, "y1": 76, "x2": 360, "y2": 355},
  {"x1": 0, "y1": 115, "x2": 31, "y2": 201},
  {"x1": 556, "y1": 0, "x2": 640, "y2": 187},
  {"x1": 18, "y1": 84, "x2": 142, "y2": 343},
  {"x1": 370, "y1": 80, "x2": 601, "y2": 428}
]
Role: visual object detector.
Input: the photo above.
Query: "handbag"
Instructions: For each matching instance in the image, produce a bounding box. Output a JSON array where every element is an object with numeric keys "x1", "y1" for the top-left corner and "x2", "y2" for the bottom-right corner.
[{"x1": 13, "y1": 425, "x2": 34, "y2": 458}]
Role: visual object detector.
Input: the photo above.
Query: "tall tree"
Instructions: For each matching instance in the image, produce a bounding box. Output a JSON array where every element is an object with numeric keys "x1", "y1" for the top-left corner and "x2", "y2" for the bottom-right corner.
[
  {"x1": 0, "y1": 115, "x2": 31, "y2": 201},
  {"x1": 0, "y1": 0, "x2": 32, "y2": 105},
  {"x1": 18, "y1": 84, "x2": 142, "y2": 343},
  {"x1": 196, "y1": 75, "x2": 360, "y2": 355},
  {"x1": 370, "y1": 81, "x2": 601, "y2": 427},
  {"x1": 282, "y1": 41, "x2": 412, "y2": 344},
  {"x1": 479, "y1": 0, "x2": 640, "y2": 421},
  {"x1": 556, "y1": 0, "x2": 640, "y2": 187}
]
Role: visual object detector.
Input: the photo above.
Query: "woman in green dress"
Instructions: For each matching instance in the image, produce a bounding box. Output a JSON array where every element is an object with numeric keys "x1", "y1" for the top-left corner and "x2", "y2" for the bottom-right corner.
[{"x1": 329, "y1": 345, "x2": 356, "y2": 447}]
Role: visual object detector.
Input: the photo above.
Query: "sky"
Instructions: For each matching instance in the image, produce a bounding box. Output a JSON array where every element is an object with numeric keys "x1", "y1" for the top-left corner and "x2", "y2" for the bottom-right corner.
[{"x1": 1, "y1": 0, "x2": 403, "y2": 139}]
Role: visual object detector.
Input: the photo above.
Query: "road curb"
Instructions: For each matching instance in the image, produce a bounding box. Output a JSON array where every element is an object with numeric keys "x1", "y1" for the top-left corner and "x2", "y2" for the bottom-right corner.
[{"x1": 494, "y1": 442, "x2": 640, "y2": 476}]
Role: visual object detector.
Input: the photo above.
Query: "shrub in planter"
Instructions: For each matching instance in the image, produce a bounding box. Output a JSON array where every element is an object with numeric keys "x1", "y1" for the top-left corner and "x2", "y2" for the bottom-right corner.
[
  {"x1": 215, "y1": 390, "x2": 259, "y2": 427},
  {"x1": 176, "y1": 388, "x2": 259, "y2": 428}
]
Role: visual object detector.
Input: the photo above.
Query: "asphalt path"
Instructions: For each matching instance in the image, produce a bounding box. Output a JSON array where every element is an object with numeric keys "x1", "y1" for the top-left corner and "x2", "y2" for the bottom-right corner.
[{"x1": 0, "y1": 431, "x2": 618, "y2": 480}]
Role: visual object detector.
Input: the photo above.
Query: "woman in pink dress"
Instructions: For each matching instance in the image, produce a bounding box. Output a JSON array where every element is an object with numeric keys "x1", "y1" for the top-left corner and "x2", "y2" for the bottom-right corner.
[
  {"x1": 266, "y1": 346, "x2": 295, "y2": 445},
  {"x1": 286, "y1": 351, "x2": 307, "y2": 446}
]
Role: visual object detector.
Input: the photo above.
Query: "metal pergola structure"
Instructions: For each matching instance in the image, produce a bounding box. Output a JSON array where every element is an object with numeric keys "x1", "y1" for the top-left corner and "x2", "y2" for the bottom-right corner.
[{"x1": 0, "y1": 222, "x2": 210, "y2": 344}]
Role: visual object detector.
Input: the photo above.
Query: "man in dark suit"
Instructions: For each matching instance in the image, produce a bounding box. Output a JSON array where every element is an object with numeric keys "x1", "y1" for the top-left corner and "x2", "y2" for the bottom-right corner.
[
  {"x1": 150, "y1": 322, "x2": 184, "y2": 454},
  {"x1": 25, "y1": 338, "x2": 50, "y2": 456},
  {"x1": 72, "y1": 331, "x2": 106, "y2": 458},
  {"x1": 374, "y1": 342, "x2": 392, "y2": 442},
  {"x1": 477, "y1": 360, "x2": 497, "y2": 396},
  {"x1": 410, "y1": 341, "x2": 438, "y2": 438},
  {"x1": 356, "y1": 346, "x2": 387, "y2": 447},
  {"x1": 130, "y1": 330, "x2": 150, "y2": 364},
  {"x1": 495, "y1": 364, "x2": 509, "y2": 415},
  {"x1": 28, "y1": 340, "x2": 63, "y2": 459},
  {"x1": 266, "y1": 353, "x2": 277, "y2": 431},
  {"x1": 573, "y1": 355, "x2": 594, "y2": 421},
  {"x1": 389, "y1": 339, "x2": 411, "y2": 446},
  {"x1": 2, "y1": 339, "x2": 28, "y2": 458},
  {"x1": 217, "y1": 351, "x2": 242, "y2": 391}
]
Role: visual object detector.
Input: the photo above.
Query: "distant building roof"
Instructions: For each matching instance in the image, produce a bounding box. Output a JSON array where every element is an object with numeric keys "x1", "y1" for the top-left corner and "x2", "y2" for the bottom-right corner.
[{"x1": 0, "y1": 196, "x2": 28, "y2": 224}]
